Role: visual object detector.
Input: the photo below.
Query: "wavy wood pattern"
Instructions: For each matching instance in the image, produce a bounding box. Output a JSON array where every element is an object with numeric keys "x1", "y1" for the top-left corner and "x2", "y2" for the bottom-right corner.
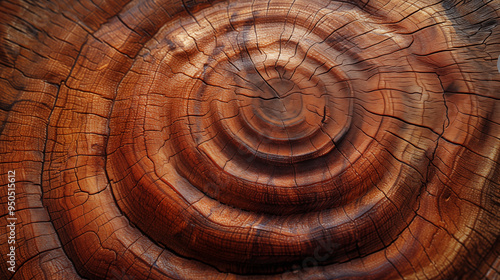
[{"x1": 1, "y1": 0, "x2": 500, "y2": 279}]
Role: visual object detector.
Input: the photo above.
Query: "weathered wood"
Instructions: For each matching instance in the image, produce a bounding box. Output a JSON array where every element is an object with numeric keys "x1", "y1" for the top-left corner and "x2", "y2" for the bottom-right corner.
[{"x1": 0, "y1": 0, "x2": 499, "y2": 279}]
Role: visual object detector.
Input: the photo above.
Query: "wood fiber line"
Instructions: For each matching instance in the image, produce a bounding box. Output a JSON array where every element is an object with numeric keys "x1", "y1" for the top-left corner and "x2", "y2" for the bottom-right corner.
[{"x1": 0, "y1": 0, "x2": 499, "y2": 279}]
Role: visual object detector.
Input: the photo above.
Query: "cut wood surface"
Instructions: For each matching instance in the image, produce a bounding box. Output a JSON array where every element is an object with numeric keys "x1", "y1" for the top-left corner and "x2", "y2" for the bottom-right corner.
[{"x1": 0, "y1": 0, "x2": 499, "y2": 279}]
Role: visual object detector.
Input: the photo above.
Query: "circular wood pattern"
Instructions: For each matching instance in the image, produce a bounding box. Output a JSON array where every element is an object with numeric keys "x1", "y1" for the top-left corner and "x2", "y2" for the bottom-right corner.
[{"x1": 0, "y1": 0, "x2": 499, "y2": 279}]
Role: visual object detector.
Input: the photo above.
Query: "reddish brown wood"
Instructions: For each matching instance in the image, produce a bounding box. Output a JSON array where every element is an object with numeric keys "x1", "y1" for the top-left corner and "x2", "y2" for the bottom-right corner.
[{"x1": 0, "y1": 0, "x2": 499, "y2": 279}]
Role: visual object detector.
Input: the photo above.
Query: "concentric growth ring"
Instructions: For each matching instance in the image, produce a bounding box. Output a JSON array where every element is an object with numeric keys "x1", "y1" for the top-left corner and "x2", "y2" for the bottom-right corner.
[
  {"x1": 106, "y1": 0, "x2": 442, "y2": 273},
  {"x1": 25, "y1": 0, "x2": 499, "y2": 278}
]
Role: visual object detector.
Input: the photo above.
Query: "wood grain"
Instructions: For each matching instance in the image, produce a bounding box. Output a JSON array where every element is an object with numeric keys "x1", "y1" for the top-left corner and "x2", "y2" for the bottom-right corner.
[{"x1": 0, "y1": 0, "x2": 499, "y2": 279}]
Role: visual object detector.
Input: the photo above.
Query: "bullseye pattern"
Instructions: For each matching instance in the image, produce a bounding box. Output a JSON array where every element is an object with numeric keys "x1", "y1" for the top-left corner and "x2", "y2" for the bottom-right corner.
[
  {"x1": 1, "y1": 0, "x2": 499, "y2": 279},
  {"x1": 102, "y1": 0, "x2": 491, "y2": 274}
]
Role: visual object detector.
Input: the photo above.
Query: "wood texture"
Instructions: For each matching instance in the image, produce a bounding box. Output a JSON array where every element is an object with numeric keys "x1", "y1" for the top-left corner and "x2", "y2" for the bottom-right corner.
[{"x1": 0, "y1": 0, "x2": 499, "y2": 279}]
